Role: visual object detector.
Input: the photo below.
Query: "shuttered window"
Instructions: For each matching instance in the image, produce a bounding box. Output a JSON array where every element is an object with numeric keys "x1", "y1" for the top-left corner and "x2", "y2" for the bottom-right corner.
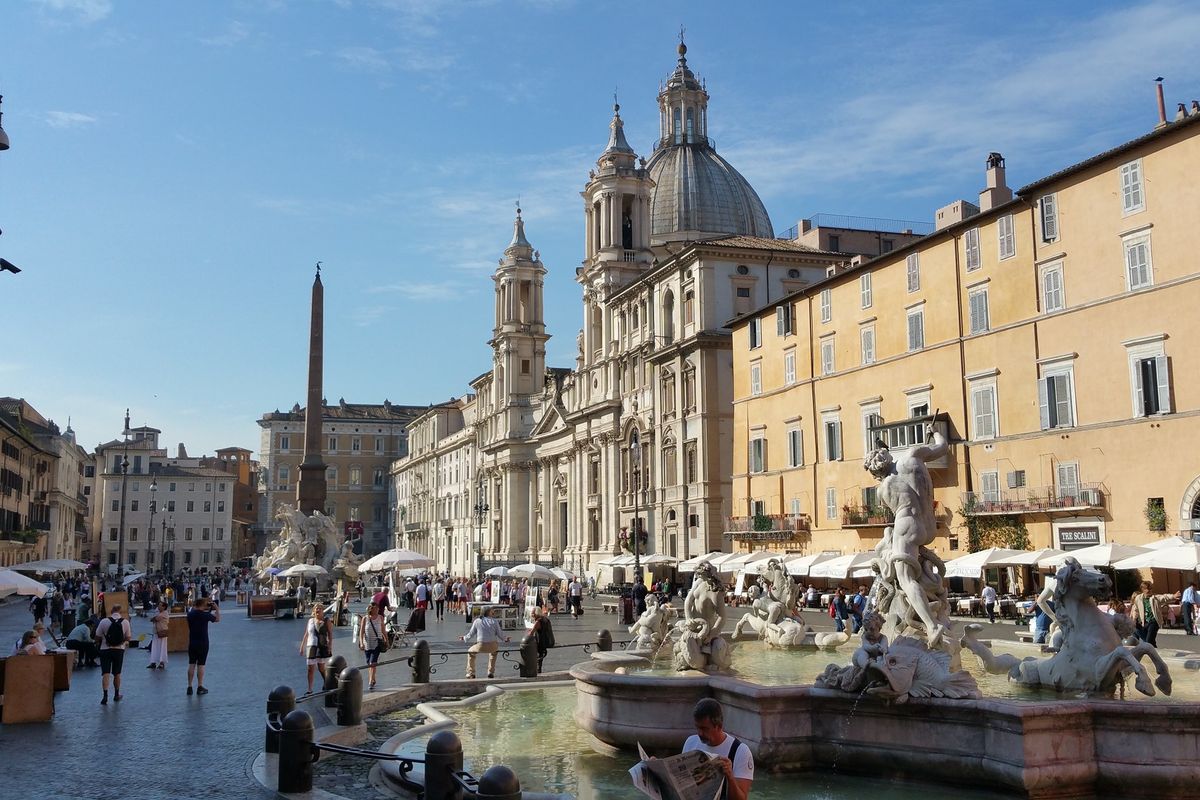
[
  {"x1": 964, "y1": 227, "x2": 981, "y2": 271},
  {"x1": 1040, "y1": 194, "x2": 1058, "y2": 241}
]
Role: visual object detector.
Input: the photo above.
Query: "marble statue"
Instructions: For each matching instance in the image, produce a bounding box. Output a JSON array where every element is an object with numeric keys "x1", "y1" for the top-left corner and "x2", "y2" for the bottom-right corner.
[
  {"x1": 628, "y1": 593, "x2": 674, "y2": 655},
  {"x1": 962, "y1": 557, "x2": 1172, "y2": 697},
  {"x1": 331, "y1": 534, "x2": 364, "y2": 585},
  {"x1": 255, "y1": 503, "x2": 343, "y2": 575},
  {"x1": 733, "y1": 558, "x2": 808, "y2": 645},
  {"x1": 816, "y1": 424, "x2": 979, "y2": 699},
  {"x1": 672, "y1": 561, "x2": 732, "y2": 672},
  {"x1": 762, "y1": 614, "x2": 816, "y2": 648}
]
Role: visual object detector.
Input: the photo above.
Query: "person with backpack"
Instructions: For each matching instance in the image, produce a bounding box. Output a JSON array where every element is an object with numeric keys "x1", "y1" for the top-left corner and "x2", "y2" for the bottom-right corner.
[
  {"x1": 682, "y1": 698, "x2": 754, "y2": 800},
  {"x1": 849, "y1": 586, "x2": 868, "y2": 633},
  {"x1": 94, "y1": 604, "x2": 133, "y2": 705},
  {"x1": 830, "y1": 588, "x2": 851, "y2": 634}
]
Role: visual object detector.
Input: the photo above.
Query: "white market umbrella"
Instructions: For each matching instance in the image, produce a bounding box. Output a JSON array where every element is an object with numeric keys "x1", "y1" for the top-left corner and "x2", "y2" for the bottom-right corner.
[
  {"x1": 704, "y1": 552, "x2": 747, "y2": 572},
  {"x1": 358, "y1": 548, "x2": 436, "y2": 573},
  {"x1": 991, "y1": 548, "x2": 1068, "y2": 566},
  {"x1": 640, "y1": 553, "x2": 679, "y2": 566},
  {"x1": 942, "y1": 548, "x2": 1026, "y2": 579},
  {"x1": 278, "y1": 564, "x2": 329, "y2": 578},
  {"x1": 11, "y1": 558, "x2": 88, "y2": 574},
  {"x1": 549, "y1": 567, "x2": 576, "y2": 581},
  {"x1": 1144, "y1": 536, "x2": 1194, "y2": 550},
  {"x1": 597, "y1": 555, "x2": 635, "y2": 567},
  {"x1": 122, "y1": 572, "x2": 147, "y2": 586},
  {"x1": 715, "y1": 551, "x2": 774, "y2": 573},
  {"x1": 678, "y1": 552, "x2": 727, "y2": 573},
  {"x1": 0, "y1": 568, "x2": 49, "y2": 598},
  {"x1": 808, "y1": 552, "x2": 877, "y2": 580},
  {"x1": 508, "y1": 563, "x2": 557, "y2": 581},
  {"x1": 1113, "y1": 543, "x2": 1200, "y2": 572},
  {"x1": 785, "y1": 553, "x2": 839, "y2": 577},
  {"x1": 484, "y1": 566, "x2": 511, "y2": 577},
  {"x1": 1039, "y1": 543, "x2": 1149, "y2": 569}
]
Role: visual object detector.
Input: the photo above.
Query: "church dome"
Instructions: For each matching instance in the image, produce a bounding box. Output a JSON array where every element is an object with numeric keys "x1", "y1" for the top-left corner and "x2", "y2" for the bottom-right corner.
[{"x1": 644, "y1": 41, "x2": 773, "y2": 242}]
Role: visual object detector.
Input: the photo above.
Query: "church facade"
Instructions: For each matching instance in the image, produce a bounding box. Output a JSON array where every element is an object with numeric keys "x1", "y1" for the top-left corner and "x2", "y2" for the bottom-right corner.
[{"x1": 394, "y1": 44, "x2": 847, "y2": 578}]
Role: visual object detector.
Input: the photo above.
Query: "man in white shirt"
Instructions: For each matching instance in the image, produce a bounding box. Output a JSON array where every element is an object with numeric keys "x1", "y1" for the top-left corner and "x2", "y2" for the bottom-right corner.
[
  {"x1": 460, "y1": 607, "x2": 510, "y2": 679},
  {"x1": 404, "y1": 578, "x2": 417, "y2": 608},
  {"x1": 1181, "y1": 581, "x2": 1197, "y2": 635},
  {"x1": 415, "y1": 580, "x2": 429, "y2": 609},
  {"x1": 981, "y1": 584, "x2": 998, "y2": 624},
  {"x1": 568, "y1": 578, "x2": 583, "y2": 618},
  {"x1": 681, "y1": 698, "x2": 753, "y2": 800}
]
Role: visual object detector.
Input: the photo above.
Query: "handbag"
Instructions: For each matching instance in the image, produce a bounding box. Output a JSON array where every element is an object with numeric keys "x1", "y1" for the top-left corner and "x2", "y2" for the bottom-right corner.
[{"x1": 374, "y1": 619, "x2": 390, "y2": 653}]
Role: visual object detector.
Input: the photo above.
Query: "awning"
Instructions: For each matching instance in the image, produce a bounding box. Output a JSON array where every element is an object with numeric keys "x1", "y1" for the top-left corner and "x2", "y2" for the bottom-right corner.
[
  {"x1": 942, "y1": 547, "x2": 1026, "y2": 579},
  {"x1": 678, "y1": 552, "x2": 728, "y2": 572},
  {"x1": 808, "y1": 552, "x2": 877, "y2": 580},
  {"x1": 1039, "y1": 543, "x2": 1149, "y2": 569},
  {"x1": 785, "y1": 553, "x2": 839, "y2": 577}
]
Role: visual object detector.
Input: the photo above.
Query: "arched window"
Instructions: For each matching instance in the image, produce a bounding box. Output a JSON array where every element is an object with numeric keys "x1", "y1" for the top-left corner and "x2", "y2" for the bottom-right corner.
[
  {"x1": 686, "y1": 109, "x2": 695, "y2": 141},
  {"x1": 673, "y1": 109, "x2": 682, "y2": 144},
  {"x1": 662, "y1": 290, "x2": 675, "y2": 342}
]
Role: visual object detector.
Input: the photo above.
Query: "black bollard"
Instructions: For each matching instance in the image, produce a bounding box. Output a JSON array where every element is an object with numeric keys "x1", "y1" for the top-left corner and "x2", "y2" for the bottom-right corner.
[
  {"x1": 425, "y1": 730, "x2": 465, "y2": 800},
  {"x1": 278, "y1": 709, "x2": 317, "y2": 793},
  {"x1": 411, "y1": 638, "x2": 431, "y2": 683},
  {"x1": 476, "y1": 765, "x2": 521, "y2": 799},
  {"x1": 597, "y1": 629, "x2": 612, "y2": 651},
  {"x1": 519, "y1": 634, "x2": 539, "y2": 678},
  {"x1": 324, "y1": 654, "x2": 347, "y2": 708},
  {"x1": 337, "y1": 666, "x2": 363, "y2": 726},
  {"x1": 266, "y1": 685, "x2": 296, "y2": 754}
]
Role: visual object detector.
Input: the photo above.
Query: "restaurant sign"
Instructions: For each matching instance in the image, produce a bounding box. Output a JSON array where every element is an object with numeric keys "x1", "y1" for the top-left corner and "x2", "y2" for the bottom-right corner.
[{"x1": 1058, "y1": 526, "x2": 1100, "y2": 550}]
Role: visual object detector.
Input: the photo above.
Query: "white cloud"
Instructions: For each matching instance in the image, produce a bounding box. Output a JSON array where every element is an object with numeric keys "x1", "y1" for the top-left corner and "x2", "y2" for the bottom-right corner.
[
  {"x1": 45, "y1": 111, "x2": 97, "y2": 129},
  {"x1": 336, "y1": 45, "x2": 391, "y2": 73},
  {"x1": 368, "y1": 281, "x2": 468, "y2": 301},
  {"x1": 200, "y1": 20, "x2": 251, "y2": 47},
  {"x1": 32, "y1": 0, "x2": 112, "y2": 24}
]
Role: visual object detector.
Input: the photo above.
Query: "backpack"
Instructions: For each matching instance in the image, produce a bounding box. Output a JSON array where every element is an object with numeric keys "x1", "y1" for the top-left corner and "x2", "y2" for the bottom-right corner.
[
  {"x1": 829, "y1": 601, "x2": 837, "y2": 618},
  {"x1": 104, "y1": 616, "x2": 127, "y2": 647}
]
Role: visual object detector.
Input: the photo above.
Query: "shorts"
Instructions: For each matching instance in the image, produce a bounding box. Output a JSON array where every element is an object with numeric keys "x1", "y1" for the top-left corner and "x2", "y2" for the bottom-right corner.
[
  {"x1": 188, "y1": 643, "x2": 210, "y2": 666},
  {"x1": 364, "y1": 646, "x2": 381, "y2": 666},
  {"x1": 99, "y1": 648, "x2": 125, "y2": 676}
]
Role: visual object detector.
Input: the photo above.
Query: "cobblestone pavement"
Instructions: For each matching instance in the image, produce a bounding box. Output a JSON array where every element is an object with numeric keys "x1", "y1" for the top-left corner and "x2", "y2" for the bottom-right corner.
[{"x1": 2, "y1": 593, "x2": 1196, "y2": 799}]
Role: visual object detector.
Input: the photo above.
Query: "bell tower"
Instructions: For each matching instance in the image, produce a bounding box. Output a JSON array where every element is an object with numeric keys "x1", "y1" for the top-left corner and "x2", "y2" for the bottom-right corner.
[{"x1": 490, "y1": 207, "x2": 548, "y2": 406}]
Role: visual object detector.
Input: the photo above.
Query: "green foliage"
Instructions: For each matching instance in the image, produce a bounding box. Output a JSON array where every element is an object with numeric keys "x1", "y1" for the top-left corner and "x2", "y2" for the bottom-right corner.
[
  {"x1": 1144, "y1": 500, "x2": 1167, "y2": 532},
  {"x1": 752, "y1": 514, "x2": 774, "y2": 532},
  {"x1": 962, "y1": 513, "x2": 1029, "y2": 553}
]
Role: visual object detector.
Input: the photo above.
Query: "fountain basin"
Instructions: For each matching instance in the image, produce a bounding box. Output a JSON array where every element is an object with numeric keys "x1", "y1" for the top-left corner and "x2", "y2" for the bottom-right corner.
[{"x1": 571, "y1": 658, "x2": 1200, "y2": 799}]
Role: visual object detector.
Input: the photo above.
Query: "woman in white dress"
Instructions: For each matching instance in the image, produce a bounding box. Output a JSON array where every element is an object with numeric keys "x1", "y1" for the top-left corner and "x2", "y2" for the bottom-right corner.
[
  {"x1": 299, "y1": 605, "x2": 333, "y2": 694},
  {"x1": 148, "y1": 601, "x2": 170, "y2": 669}
]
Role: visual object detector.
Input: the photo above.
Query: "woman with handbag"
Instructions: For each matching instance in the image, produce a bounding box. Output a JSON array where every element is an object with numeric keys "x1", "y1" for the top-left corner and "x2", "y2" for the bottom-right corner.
[
  {"x1": 299, "y1": 605, "x2": 334, "y2": 694},
  {"x1": 358, "y1": 602, "x2": 388, "y2": 691},
  {"x1": 148, "y1": 601, "x2": 170, "y2": 669}
]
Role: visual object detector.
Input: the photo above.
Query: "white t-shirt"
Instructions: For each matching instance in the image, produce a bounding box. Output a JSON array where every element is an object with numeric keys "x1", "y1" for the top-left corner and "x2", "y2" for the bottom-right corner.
[
  {"x1": 681, "y1": 733, "x2": 754, "y2": 782},
  {"x1": 416, "y1": 583, "x2": 429, "y2": 602},
  {"x1": 982, "y1": 586, "x2": 997, "y2": 604}
]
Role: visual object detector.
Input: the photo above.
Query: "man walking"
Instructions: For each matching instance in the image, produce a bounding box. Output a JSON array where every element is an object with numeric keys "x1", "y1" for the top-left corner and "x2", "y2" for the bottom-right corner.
[
  {"x1": 431, "y1": 579, "x2": 446, "y2": 622},
  {"x1": 94, "y1": 604, "x2": 133, "y2": 704},
  {"x1": 982, "y1": 584, "x2": 998, "y2": 624},
  {"x1": 460, "y1": 606, "x2": 509, "y2": 679},
  {"x1": 568, "y1": 577, "x2": 583, "y2": 619},
  {"x1": 1182, "y1": 581, "x2": 1197, "y2": 635},
  {"x1": 1131, "y1": 581, "x2": 1167, "y2": 647},
  {"x1": 186, "y1": 596, "x2": 220, "y2": 695}
]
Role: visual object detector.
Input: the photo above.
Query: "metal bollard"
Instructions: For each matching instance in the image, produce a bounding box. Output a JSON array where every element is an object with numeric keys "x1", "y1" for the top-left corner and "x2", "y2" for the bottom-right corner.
[
  {"x1": 411, "y1": 638, "x2": 431, "y2": 683},
  {"x1": 476, "y1": 765, "x2": 521, "y2": 799},
  {"x1": 596, "y1": 629, "x2": 613, "y2": 651},
  {"x1": 518, "y1": 634, "x2": 539, "y2": 678},
  {"x1": 337, "y1": 666, "x2": 363, "y2": 726},
  {"x1": 425, "y1": 729, "x2": 465, "y2": 800},
  {"x1": 278, "y1": 709, "x2": 317, "y2": 793},
  {"x1": 266, "y1": 685, "x2": 296, "y2": 754},
  {"x1": 324, "y1": 654, "x2": 347, "y2": 708}
]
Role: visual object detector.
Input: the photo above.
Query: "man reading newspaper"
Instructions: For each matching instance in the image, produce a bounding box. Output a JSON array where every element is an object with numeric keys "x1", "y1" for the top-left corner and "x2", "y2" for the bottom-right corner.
[{"x1": 631, "y1": 699, "x2": 754, "y2": 800}]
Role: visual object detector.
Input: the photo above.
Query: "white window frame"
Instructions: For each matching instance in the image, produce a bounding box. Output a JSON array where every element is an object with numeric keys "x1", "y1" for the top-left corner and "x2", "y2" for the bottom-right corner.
[
  {"x1": 1040, "y1": 261, "x2": 1065, "y2": 313},
  {"x1": 998, "y1": 213, "x2": 1016, "y2": 260},
  {"x1": 783, "y1": 349, "x2": 796, "y2": 386},
  {"x1": 790, "y1": 497, "x2": 802, "y2": 517},
  {"x1": 1124, "y1": 336, "x2": 1171, "y2": 417},
  {"x1": 979, "y1": 471, "x2": 1001, "y2": 503},
  {"x1": 1122, "y1": 232, "x2": 1153, "y2": 291},
  {"x1": 906, "y1": 307, "x2": 925, "y2": 352},
  {"x1": 820, "y1": 289, "x2": 832, "y2": 323},
  {"x1": 749, "y1": 362, "x2": 762, "y2": 396},
  {"x1": 969, "y1": 379, "x2": 998, "y2": 440},
  {"x1": 968, "y1": 285, "x2": 990, "y2": 335},
  {"x1": 748, "y1": 317, "x2": 762, "y2": 349},
  {"x1": 825, "y1": 487, "x2": 838, "y2": 521},
  {"x1": 1040, "y1": 193, "x2": 1058, "y2": 242},
  {"x1": 820, "y1": 337, "x2": 835, "y2": 376},
  {"x1": 860, "y1": 273, "x2": 873, "y2": 309},
  {"x1": 776, "y1": 304, "x2": 793, "y2": 337},
  {"x1": 1119, "y1": 159, "x2": 1144, "y2": 215},
  {"x1": 749, "y1": 436, "x2": 766, "y2": 474},
  {"x1": 1056, "y1": 462, "x2": 1081, "y2": 499},
  {"x1": 822, "y1": 412, "x2": 842, "y2": 462},
  {"x1": 1038, "y1": 359, "x2": 1077, "y2": 430},
  {"x1": 906, "y1": 253, "x2": 920, "y2": 293},
  {"x1": 787, "y1": 427, "x2": 804, "y2": 468},
  {"x1": 964, "y1": 226, "x2": 981, "y2": 272},
  {"x1": 861, "y1": 404, "x2": 881, "y2": 457},
  {"x1": 860, "y1": 325, "x2": 875, "y2": 366}
]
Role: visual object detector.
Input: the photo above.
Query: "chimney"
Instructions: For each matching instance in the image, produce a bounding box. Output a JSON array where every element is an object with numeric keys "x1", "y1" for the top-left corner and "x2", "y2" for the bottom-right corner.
[
  {"x1": 979, "y1": 152, "x2": 1012, "y2": 212},
  {"x1": 177, "y1": 443, "x2": 188, "y2": 459},
  {"x1": 1176, "y1": 102, "x2": 1188, "y2": 122},
  {"x1": 1155, "y1": 77, "x2": 1167, "y2": 129},
  {"x1": 1193, "y1": 100, "x2": 1200, "y2": 117}
]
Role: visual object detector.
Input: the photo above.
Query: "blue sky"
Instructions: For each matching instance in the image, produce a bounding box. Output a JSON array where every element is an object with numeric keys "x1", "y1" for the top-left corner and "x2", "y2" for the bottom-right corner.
[{"x1": 3, "y1": 0, "x2": 1198, "y2": 456}]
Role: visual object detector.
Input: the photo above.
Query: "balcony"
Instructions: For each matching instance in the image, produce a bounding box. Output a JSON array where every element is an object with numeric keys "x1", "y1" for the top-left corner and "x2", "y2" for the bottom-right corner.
[
  {"x1": 723, "y1": 514, "x2": 812, "y2": 543},
  {"x1": 841, "y1": 504, "x2": 894, "y2": 529},
  {"x1": 960, "y1": 483, "x2": 1106, "y2": 516}
]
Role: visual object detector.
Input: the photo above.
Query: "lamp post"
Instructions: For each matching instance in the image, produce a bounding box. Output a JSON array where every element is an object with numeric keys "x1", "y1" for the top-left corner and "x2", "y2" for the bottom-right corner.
[
  {"x1": 164, "y1": 515, "x2": 175, "y2": 577},
  {"x1": 0, "y1": 94, "x2": 19, "y2": 277},
  {"x1": 147, "y1": 477, "x2": 158, "y2": 573},
  {"x1": 115, "y1": 410, "x2": 131, "y2": 579},
  {"x1": 473, "y1": 477, "x2": 489, "y2": 580},
  {"x1": 631, "y1": 428, "x2": 642, "y2": 586}
]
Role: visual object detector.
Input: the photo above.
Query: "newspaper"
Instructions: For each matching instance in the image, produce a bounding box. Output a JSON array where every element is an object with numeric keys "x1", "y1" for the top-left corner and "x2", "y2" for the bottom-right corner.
[{"x1": 629, "y1": 742, "x2": 724, "y2": 800}]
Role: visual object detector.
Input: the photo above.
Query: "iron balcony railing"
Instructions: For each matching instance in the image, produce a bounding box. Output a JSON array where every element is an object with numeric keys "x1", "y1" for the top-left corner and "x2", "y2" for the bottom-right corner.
[
  {"x1": 961, "y1": 483, "x2": 1105, "y2": 516},
  {"x1": 841, "y1": 504, "x2": 895, "y2": 528},
  {"x1": 723, "y1": 513, "x2": 812, "y2": 543}
]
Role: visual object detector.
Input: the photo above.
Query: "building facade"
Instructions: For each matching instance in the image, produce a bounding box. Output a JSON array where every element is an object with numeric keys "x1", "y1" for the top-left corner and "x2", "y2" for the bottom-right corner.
[
  {"x1": 396, "y1": 43, "x2": 846, "y2": 578},
  {"x1": 258, "y1": 400, "x2": 425, "y2": 556},
  {"x1": 729, "y1": 111, "x2": 1200, "y2": 563}
]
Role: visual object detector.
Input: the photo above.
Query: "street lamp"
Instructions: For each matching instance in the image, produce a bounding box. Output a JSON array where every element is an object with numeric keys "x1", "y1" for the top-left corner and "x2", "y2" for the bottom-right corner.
[
  {"x1": 115, "y1": 410, "x2": 131, "y2": 579},
  {"x1": 163, "y1": 515, "x2": 176, "y2": 577},
  {"x1": 147, "y1": 477, "x2": 158, "y2": 573},
  {"x1": 473, "y1": 477, "x2": 489, "y2": 580},
  {"x1": 631, "y1": 428, "x2": 642, "y2": 586}
]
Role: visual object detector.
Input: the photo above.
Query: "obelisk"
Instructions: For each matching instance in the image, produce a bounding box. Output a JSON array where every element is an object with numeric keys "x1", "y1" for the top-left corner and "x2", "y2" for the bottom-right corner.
[{"x1": 296, "y1": 265, "x2": 328, "y2": 515}]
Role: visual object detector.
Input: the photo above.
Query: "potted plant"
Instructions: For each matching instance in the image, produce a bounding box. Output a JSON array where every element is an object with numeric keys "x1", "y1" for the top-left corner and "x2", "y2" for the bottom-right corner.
[{"x1": 1145, "y1": 500, "x2": 1168, "y2": 532}]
